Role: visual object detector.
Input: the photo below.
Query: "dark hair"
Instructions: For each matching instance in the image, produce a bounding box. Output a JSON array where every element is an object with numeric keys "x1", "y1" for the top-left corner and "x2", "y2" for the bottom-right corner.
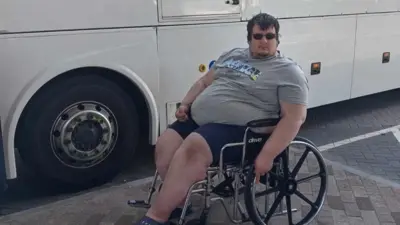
[{"x1": 247, "y1": 13, "x2": 280, "y2": 44}]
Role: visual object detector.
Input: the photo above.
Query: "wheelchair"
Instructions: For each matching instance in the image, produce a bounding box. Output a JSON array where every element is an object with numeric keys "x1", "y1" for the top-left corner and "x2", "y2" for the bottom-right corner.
[{"x1": 128, "y1": 118, "x2": 328, "y2": 225}]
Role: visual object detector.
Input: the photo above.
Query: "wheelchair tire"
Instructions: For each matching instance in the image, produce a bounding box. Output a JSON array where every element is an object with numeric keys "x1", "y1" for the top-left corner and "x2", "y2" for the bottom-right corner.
[{"x1": 243, "y1": 137, "x2": 327, "y2": 225}]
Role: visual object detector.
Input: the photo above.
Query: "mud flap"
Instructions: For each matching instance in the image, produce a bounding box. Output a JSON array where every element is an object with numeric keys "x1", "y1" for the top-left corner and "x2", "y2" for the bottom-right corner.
[{"x1": 0, "y1": 118, "x2": 7, "y2": 192}]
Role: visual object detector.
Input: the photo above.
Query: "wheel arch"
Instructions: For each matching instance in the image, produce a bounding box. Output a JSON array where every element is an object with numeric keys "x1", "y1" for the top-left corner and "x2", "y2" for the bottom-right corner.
[{"x1": 5, "y1": 63, "x2": 159, "y2": 179}]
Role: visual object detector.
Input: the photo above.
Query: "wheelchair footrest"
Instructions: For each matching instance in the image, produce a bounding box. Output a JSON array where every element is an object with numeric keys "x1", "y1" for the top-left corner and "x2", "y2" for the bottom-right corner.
[{"x1": 127, "y1": 200, "x2": 151, "y2": 208}]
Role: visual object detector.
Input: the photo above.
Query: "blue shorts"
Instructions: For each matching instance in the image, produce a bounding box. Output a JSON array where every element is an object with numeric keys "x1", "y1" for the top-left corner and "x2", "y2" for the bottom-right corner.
[{"x1": 168, "y1": 117, "x2": 247, "y2": 165}]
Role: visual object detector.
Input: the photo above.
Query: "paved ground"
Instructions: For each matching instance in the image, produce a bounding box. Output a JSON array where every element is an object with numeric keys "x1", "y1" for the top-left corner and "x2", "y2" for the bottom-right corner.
[
  {"x1": 322, "y1": 132, "x2": 400, "y2": 185},
  {"x1": 298, "y1": 89, "x2": 400, "y2": 147},
  {"x1": 1, "y1": 146, "x2": 400, "y2": 225},
  {"x1": 0, "y1": 145, "x2": 155, "y2": 215}
]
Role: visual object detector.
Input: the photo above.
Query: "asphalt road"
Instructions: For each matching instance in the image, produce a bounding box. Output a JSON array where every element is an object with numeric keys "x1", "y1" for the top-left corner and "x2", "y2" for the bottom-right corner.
[{"x1": 1, "y1": 88, "x2": 400, "y2": 216}]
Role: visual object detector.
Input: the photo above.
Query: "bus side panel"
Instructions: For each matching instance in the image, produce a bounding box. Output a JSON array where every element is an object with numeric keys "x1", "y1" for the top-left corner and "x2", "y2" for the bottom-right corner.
[
  {"x1": 277, "y1": 16, "x2": 357, "y2": 108},
  {"x1": 157, "y1": 23, "x2": 248, "y2": 132},
  {"x1": 351, "y1": 13, "x2": 400, "y2": 98},
  {"x1": 0, "y1": 0, "x2": 157, "y2": 33},
  {"x1": 259, "y1": 0, "x2": 395, "y2": 18}
]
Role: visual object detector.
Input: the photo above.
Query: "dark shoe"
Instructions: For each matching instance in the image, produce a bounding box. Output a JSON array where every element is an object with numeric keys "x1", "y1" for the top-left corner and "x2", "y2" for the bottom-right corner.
[
  {"x1": 168, "y1": 203, "x2": 193, "y2": 220},
  {"x1": 134, "y1": 216, "x2": 170, "y2": 225}
]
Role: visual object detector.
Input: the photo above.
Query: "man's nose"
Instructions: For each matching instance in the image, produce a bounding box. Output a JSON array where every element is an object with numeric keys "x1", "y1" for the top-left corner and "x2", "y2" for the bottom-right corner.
[{"x1": 261, "y1": 37, "x2": 269, "y2": 43}]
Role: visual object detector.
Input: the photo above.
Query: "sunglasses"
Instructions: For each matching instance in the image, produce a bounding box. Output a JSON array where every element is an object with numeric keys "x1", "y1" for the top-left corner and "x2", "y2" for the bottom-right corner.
[{"x1": 252, "y1": 33, "x2": 276, "y2": 40}]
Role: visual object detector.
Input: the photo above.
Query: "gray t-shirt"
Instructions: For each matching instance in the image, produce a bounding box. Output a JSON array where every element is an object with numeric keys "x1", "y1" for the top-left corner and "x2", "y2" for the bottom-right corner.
[{"x1": 191, "y1": 48, "x2": 309, "y2": 126}]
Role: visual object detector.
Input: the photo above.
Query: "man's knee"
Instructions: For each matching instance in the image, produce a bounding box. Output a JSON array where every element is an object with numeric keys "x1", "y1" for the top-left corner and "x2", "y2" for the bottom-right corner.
[
  {"x1": 155, "y1": 128, "x2": 183, "y2": 171},
  {"x1": 171, "y1": 132, "x2": 213, "y2": 179}
]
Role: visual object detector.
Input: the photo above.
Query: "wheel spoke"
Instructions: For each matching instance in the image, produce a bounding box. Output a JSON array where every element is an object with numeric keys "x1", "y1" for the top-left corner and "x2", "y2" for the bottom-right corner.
[
  {"x1": 291, "y1": 148, "x2": 310, "y2": 177},
  {"x1": 297, "y1": 173, "x2": 321, "y2": 184},
  {"x1": 286, "y1": 195, "x2": 294, "y2": 225},
  {"x1": 294, "y1": 190, "x2": 319, "y2": 210},
  {"x1": 255, "y1": 186, "x2": 280, "y2": 198},
  {"x1": 263, "y1": 192, "x2": 284, "y2": 223}
]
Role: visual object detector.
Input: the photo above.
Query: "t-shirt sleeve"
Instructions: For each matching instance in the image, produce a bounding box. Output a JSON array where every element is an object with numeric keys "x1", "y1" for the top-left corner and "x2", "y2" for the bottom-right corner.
[{"x1": 277, "y1": 64, "x2": 309, "y2": 106}]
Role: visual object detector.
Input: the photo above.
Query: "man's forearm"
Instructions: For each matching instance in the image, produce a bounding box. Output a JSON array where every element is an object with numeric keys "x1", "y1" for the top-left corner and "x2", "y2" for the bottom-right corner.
[
  {"x1": 260, "y1": 117, "x2": 304, "y2": 158},
  {"x1": 181, "y1": 79, "x2": 208, "y2": 106}
]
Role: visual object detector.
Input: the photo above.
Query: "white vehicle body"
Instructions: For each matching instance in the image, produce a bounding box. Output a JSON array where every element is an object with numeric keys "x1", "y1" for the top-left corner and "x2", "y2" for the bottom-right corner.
[{"x1": 0, "y1": 0, "x2": 399, "y2": 187}]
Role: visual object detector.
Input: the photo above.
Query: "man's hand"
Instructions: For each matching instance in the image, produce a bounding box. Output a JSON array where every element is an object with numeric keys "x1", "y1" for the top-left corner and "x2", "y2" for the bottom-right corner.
[
  {"x1": 175, "y1": 104, "x2": 190, "y2": 121},
  {"x1": 254, "y1": 151, "x2": 274, "y2": 183}
]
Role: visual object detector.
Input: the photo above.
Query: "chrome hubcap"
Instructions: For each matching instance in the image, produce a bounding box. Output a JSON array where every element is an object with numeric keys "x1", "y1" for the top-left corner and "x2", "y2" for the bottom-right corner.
[{"x1": 50, "y1": 102, "x2": 118, "y2": 169}]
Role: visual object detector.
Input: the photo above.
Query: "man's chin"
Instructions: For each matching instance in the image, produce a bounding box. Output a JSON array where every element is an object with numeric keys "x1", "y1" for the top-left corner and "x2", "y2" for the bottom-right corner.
[{"x1": 255, "y1": 52, "x2": 270, "y2": 58}]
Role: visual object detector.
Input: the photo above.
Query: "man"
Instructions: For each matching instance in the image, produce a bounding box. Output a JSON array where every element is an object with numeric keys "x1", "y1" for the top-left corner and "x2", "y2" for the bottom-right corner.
[{"x1": 135, "y1": 12, "x2": 309, "y2": 225}]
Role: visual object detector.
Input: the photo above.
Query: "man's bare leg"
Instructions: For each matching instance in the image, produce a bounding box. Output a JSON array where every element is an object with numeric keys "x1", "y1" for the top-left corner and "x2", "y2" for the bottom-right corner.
[
  {"x1": 145, "y1": 132, "x2": 213, "y2": 223},
  {"x1": 155, "y1": 128, "x2": 183, "y2": 180},
  {"x1": 154, "y1": 128, "x2": 187, "y2": 208}
]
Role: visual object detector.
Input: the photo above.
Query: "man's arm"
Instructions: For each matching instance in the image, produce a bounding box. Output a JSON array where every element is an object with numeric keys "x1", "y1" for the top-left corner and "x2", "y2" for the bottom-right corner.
[
  {"x1": 259, "y1": 102, "x2": 307, "y2": 159},
  {"x1": 259, "y1": 65, "x2": 309, "y2": 159},
  {"x1": 180, "y1": 48, "x2": 233, "y2": 106},
  {"x1": 180, "y1": 69, "x2": 215, "y2": 106}
]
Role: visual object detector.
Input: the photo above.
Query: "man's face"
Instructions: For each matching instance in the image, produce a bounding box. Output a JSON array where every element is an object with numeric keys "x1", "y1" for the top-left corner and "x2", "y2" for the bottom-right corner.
[{"x1": 249, "y1": 24, "x2": 278, "y2": 58}]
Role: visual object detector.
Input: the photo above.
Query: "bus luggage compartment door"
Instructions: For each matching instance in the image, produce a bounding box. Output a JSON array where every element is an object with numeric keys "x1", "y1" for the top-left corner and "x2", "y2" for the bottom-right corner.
[{"x1": 158, "y1": 0, "x2": 241, "y2": 22}]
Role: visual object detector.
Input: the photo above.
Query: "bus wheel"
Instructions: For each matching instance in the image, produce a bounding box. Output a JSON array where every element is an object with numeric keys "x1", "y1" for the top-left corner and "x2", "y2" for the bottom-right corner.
[{"x1": 17, "y1": 73, "x2": 140, "y2": 188}]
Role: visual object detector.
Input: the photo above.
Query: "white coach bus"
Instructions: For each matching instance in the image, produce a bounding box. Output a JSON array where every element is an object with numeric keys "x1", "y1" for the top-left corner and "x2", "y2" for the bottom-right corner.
[{"x1": 0, "y1": 0, "x2": 399, "y2": 189}]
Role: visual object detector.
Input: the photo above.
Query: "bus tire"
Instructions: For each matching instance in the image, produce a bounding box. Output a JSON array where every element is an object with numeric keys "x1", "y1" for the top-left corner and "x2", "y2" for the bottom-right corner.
[{"x1": 17, "y1": 73, "x2": 140, "y2": 188}]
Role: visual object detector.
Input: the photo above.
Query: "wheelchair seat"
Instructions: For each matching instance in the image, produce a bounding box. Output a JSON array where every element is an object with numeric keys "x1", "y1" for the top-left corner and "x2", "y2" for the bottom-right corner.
[{"x1": 128, "y1": 117, "x2": 328, "y2": 225}]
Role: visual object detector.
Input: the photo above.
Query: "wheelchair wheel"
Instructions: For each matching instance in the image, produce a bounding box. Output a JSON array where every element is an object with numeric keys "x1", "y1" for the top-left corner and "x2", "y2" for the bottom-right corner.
[{"x1": 244, "y1": 137, "x2": 327, "y2": 225}]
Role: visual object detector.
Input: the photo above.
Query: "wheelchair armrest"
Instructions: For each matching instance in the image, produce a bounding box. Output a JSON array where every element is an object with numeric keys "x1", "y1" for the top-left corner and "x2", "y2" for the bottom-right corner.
[{"x1": 246, "y1": 118, "x2": 281, "y2": 128}]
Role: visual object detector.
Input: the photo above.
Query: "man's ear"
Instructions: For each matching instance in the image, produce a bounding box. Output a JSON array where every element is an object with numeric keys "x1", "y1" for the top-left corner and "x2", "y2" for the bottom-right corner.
[{"x1": 276, "y1": 33, "x2": 281, "y2": 46}]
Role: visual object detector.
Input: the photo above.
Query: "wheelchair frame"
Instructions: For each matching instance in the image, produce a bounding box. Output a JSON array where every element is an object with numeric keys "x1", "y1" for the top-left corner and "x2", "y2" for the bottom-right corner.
[{"x1": 128, "y1": 119, "x2": 328, "y2": 225}]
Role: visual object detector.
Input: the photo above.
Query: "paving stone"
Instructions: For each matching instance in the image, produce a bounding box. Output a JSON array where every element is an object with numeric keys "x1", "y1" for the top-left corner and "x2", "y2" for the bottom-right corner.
[
  {"x1": 316, "y1": 206, "x2": 333, "y2": 218},
  {"x1": 316, "y1": 216, "x2": 334, "y2": 225},
  {"x1": 337, "y1": 179, "x2": 353, "y2": 192},
  {"x1": 298, "y1": 182, "x2": 312, "y2": 195},
  {"x1": 355, "y1": 197, "x2": 374, "y2": 211},
  {"x1": 352, "y1": 186, "x2": 368, "y2": 198},
  {"x1": 361, "y1": 211, "x2": 380, "y2": 225},
  {"x1": 332, "y1": 209, "x2": 351, "y2": 224},
  {"x1": 347, "y1": 176, "x2": 363, "y2": 186},
  {"x1": 98, "y1": 208, "x2": 125, "y2": 225},
  {"x1": 347, "y1": 216, "x2": 365, "y2": 225},
  {"x1": 327, "y1": 175, "x2": 340, "y2": 196},
  {"x1": 333, "y1": 169, "x2": 347, "y2": 181},
  {"x1": 376, "y1": 212, "x2": 395, "y2": 223},
  {"x1": 340, "y1": 191, "x2": 356, "y2": 203},
  {"x1": 327, "y1": 196, "x2": 345, "y2": 210},
  {"x1": 343, "y1": 202, "x2": 361, "y2": 217},
  {"x1": 85, "y1": 214, "x2": 105, "y2": 225},
  {"x1": 390, "y1": 212, "x2": 400, "y2": 224},
  {"x1": 114, "y1": 215, "x2": 136, "y2": 225}
]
